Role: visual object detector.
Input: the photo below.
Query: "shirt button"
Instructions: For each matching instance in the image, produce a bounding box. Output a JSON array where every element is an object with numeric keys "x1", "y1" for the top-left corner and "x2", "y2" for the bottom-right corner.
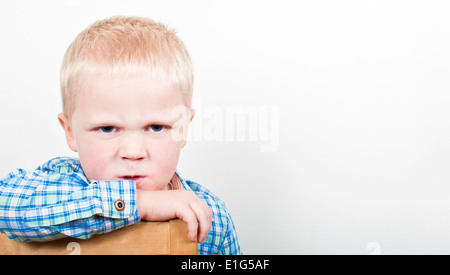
[{"x1": 114, "y1": 199, "x2": 125, "y2": 212}]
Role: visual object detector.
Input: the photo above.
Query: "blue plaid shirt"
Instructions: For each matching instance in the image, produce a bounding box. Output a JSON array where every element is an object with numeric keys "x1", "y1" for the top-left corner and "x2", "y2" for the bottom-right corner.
[{"x1": 0, "y1": 157, "x2": 241, "y2": 255}]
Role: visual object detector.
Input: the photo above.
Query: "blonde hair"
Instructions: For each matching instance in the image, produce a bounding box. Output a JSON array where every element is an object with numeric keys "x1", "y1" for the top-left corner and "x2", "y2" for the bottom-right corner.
[{"x1": 60, "y1": 16, "x2": 194, "y2": 118}]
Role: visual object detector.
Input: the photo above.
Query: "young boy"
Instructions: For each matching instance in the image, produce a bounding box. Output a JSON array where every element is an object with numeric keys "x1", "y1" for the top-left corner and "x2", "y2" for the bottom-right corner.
[{"x1": 0, "y1": 16, "x2": 241, "y2": 255}]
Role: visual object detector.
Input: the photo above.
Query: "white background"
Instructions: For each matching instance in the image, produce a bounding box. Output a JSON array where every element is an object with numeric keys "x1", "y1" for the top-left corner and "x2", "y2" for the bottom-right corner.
[{"x1": 1, "y1": 0, "x2": 450, "y2": 254}]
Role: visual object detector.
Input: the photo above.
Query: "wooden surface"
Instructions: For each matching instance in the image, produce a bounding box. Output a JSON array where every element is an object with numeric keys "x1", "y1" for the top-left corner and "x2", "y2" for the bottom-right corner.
[{"x1": 0, "y1": 219, "x2": 197, "y2": 255}]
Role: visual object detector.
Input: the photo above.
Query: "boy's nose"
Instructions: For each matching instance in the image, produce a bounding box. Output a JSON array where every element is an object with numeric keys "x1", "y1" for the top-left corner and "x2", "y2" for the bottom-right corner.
[{"x1": 119, "y1": 133, "x2": 147, "y2": 160}]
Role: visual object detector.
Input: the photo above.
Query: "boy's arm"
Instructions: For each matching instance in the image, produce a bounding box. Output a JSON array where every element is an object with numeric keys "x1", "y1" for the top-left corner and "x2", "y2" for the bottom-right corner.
[
  {"x1": 0, "y1": 168, "x2": 140, "y2": 242},
  {"x1": 218, "y1": 211, "x2": 241, "y2": 255},
  {"x1": 199, "y1": 196, "x2": 241, "y2": 255}
]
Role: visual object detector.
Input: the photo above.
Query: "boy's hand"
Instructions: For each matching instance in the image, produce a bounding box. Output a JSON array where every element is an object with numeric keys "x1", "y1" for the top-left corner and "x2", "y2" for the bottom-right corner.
[{"x1": 136, "y1": 190, "x2": 213, "y2": 244}]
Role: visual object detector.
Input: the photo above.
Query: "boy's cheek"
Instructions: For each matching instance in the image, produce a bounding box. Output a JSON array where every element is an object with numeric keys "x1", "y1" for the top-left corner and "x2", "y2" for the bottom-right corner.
[
  {"x1": 77, "y1": 142, "x2": 113, "y2": 180},
  {"x1": 79, "y1": 155, "x2": 105, "y2": 181}
]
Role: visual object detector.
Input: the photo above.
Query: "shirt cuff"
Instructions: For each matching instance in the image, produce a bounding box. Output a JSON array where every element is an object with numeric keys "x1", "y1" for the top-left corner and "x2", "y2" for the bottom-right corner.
[
  {"x1": 95, "y1": 180, "x2": 137, "y2": 219},
  {"x1": 23, "y1": 180, "x2": 139, "y2": 228}
]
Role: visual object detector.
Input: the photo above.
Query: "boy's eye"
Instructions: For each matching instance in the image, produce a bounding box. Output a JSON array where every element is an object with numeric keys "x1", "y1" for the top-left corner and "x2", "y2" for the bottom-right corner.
[
  {"x1": 149, "y1": 125, "x2": 164, "y2": 132},
  {"x1": 99, "y1": 126, "x2": 115, "y2": 133}
]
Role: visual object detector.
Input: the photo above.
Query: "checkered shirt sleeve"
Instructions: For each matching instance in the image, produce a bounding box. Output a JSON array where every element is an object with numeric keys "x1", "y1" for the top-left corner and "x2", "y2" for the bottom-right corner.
[
  {"x1": 0, "y1": 157, "x2": 140, "y2": 242},
  {"x1": 180, "y1": 178, "x2": 242, "y2": 255}
]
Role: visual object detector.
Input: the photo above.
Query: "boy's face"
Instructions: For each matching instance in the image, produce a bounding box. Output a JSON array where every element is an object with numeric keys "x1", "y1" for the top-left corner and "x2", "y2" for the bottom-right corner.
[{"x1": 58, "y1": 74, "x2": 193, "y2": 190}]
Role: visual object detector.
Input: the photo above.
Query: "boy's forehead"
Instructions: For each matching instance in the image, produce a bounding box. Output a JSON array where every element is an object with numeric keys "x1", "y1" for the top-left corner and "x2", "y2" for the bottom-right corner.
[
  {"x1": 85, "y1": 73, "x2": 177, "y2": 92},
  {"x1": 72, "y1": 74, "x2": 188, "y2": 122},
  {"x1": 78, "y1": 74, "x2": 182, "y2": 102}
]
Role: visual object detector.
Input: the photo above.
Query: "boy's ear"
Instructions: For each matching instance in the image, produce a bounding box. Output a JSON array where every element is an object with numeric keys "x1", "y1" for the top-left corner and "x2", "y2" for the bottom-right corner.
[
  {"x1": 181, "y1": 109, "x2": 195, "y2": 149},
  {"x1": 189, "y1": 108, "x2": 195, "y2": 122},
  {"x1": 58, "y1": 113, "x2": 78, "y2": 153}
]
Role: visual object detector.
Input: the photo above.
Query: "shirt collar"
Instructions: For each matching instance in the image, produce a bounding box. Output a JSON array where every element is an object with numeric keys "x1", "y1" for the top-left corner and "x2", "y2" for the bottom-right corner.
[{"x1": 173, "y1": 171, "x2": 192, "y2": 192}]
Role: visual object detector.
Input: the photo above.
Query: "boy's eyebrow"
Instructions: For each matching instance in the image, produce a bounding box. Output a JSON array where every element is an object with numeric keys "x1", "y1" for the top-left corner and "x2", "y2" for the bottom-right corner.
[
  {"x1": 85, "y1": 116, "x2": 179, "y2": 126},
  {"x1": 143, "y1": 115, "x2": 179, "y2": 124}
]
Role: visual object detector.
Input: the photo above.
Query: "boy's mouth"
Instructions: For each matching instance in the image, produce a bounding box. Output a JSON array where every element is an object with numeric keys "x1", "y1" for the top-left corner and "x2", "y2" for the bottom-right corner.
[{"x1": 118, "y1": 175, "x2": 145, "y2": 185}]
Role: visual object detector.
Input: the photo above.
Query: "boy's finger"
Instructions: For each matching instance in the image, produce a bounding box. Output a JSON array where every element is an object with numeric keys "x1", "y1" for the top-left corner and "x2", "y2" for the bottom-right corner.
[
  {"x1": 189, "y1": 200, "x2": 212, "y2": 244},
  {"x1": 178, "y1": 210, "x2": 199, "y2": 242}
]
